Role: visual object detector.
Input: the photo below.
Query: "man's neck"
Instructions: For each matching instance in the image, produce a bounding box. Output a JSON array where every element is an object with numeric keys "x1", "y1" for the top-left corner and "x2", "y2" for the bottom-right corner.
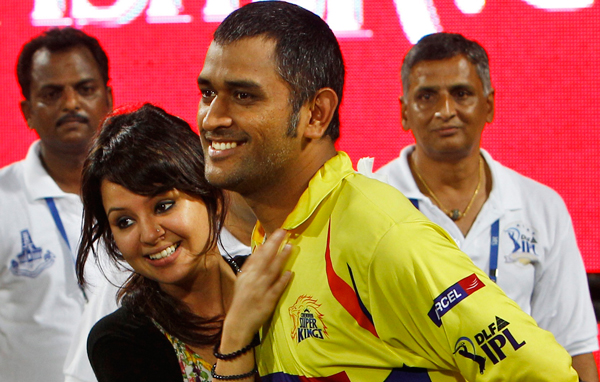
[
  {"x1": 411, "y1": 148, "x2": 481, "y2": 190},
  {"x1": 246, "y1": 146, "x2": 337, "y2": 236},
  {"x1": 410, "y1": 147, "x2": 491, "y2": 236},
  {"x1": 224, "y1": 191, "x2": 256, "y2": 246},
  {"x1": 39, "y1": 144, "x2": 86, "y2": 196}
]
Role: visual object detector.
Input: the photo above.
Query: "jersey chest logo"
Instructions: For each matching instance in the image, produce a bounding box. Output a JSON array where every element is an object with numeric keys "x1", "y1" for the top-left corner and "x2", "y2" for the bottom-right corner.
[
  {"x1": 289, "y1": 295, "x2": 329, "y2": 343},
  {"x1": 10, "y1": 229, "x2": 55, "y2": 278},
  {"x1": 501, "y1": 222, "x2": 539, "y2": 264}
]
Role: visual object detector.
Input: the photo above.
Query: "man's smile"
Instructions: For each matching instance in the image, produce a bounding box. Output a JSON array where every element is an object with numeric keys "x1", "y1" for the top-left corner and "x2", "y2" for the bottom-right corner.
[{"x1": 211, "y1": 141, "x2": 238, "y2": 150}]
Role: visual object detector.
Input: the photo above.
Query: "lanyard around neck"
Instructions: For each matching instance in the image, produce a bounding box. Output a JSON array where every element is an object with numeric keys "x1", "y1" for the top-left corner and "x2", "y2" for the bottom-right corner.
[
  {"x1": 488, "y1": 220, "x2": 500, "y2": 282},
  {"x1": 409, "y1": 198, "x2": 499, "y2": 283},
  {"x1": 45, "y1": 198, "x2": 71, "y2": 251},
  {"x1": 45, "y1": 197, "x2": 87, "y2": 301}
]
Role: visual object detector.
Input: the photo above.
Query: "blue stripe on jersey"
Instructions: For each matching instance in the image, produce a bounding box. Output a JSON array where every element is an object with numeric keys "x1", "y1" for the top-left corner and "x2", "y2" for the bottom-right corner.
[
  {"x1": 261, "y1": 367, "x2": 431, "y2": 381},
  {"x1": 409, "y1": 198, "x2": 419, "y2": 209},
  {"x1": 347, "y1": 264, "x2": 374, "y2": 326},
  {"x1": 260, "y1": 374, "x2": 299, "y2": 381},
  {"x1": 385, "y1": 367, "x2": 432, "y2": 381}
]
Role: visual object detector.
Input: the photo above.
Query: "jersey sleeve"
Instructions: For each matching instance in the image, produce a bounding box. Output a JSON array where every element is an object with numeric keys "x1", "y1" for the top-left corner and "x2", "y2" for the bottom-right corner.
[
  {"x1": 365, "y1": 220, "x2": 578, "y2": 381},
  {"x1": 530, "y1": 195, "x2": 598, "y2": 355}
]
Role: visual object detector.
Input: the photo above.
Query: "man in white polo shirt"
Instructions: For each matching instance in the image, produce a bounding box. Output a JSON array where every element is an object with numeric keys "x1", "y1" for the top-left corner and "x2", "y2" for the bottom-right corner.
[
  {"x1": 376, "y1": 32, "x2": 598, "y2": 381},
  {"x1": 0, "y1": 27, "x2": 112, "y2": 382}
]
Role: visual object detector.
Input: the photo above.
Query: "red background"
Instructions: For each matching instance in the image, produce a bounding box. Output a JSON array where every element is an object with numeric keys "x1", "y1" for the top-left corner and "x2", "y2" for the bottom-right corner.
[
  {"x1": 1, "y1": 0, "x2": 600, "y2": 370},
  {"x1": 0, "y1": 2, "x2": 598, "y2": 267}
]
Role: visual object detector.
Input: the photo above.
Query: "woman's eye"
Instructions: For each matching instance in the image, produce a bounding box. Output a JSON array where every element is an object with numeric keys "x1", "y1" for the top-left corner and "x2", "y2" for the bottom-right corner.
[
  {"x1": 156, "y1": 201, "x2": 175, "y2": 213},
  {"x1": 116, "y1": 217, "x2": 134, "y2": 229}
]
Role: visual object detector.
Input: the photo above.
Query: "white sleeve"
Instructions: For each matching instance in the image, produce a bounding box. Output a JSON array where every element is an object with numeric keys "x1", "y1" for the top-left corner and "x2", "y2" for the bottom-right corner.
[
  {"x1": 63, "y1": 269, "x2": 130, "y2": 382},
  {"x1": 530, "y1": 196, "x2": 598, "y2": 356}
]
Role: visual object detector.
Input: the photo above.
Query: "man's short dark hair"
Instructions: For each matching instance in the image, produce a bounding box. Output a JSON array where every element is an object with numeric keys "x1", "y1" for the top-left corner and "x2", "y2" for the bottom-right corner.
[
  {"x1": 16, "y1": 27, "x2": 110, "y2": 100},
  {"x1": 401, "y1": 32, "x2": 492, "y2": 96},
  {"x1": 213, "y1": 1, "x2": 345, "y2": 142}
]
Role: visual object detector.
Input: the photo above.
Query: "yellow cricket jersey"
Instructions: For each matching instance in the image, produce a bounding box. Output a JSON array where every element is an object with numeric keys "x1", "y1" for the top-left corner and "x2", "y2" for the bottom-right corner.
[{"x1": 252, "y1": 152, "x2": 577, "y2": 382}]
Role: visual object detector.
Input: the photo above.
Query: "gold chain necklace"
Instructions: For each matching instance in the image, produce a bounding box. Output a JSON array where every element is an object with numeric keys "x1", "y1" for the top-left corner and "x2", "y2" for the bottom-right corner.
[{"x1": 411, "y1": 155, "x2": 484, "y2": 221}]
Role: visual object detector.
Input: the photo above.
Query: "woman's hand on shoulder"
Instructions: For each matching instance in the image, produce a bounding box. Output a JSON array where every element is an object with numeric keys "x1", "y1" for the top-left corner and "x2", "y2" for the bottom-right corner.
[{"x1": 222, "y1": 229, "x2": 292, "y2": 346}]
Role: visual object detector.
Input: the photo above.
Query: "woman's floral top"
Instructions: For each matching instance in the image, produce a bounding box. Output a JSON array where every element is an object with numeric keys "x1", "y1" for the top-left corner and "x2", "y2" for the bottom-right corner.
[{"x1": 153, "y1": 320, "x2": 212, "y2": 382}]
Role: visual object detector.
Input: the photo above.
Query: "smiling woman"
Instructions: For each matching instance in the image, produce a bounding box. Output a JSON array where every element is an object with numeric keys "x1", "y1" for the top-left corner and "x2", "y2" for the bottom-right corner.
[{"x1": 76, "y1": 103, "x2": 292, "y2": 382}]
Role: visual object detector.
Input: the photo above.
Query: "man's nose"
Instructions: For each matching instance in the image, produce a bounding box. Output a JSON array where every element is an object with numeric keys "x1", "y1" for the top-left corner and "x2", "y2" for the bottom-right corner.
[
  {"x1": 62, "y1": 87, "x2": 81, "y2": 111},
  {"x1": 198, "y1": 96, "x2": 233, "y2": 131},
  {"x1": 434, "y1": 94, "x2": 456, "y2": 120}
]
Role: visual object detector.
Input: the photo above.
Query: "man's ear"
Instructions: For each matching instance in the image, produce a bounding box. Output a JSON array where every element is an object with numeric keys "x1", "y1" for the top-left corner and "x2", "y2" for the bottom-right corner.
[
  {"x1": 400, "y1": 95, "x2": 410, "y2": 132},
  {"x1": 485, "y1": 89, "x2": 495, "y2": 124},
  {"x1": 19, "y1": 100, "x2": 33, "y2": 130},
  {"x1": 106, "y1": 86, "x2": 114, "y2": 111},
  {"x1": 303, "y1": 88, "x2": 338, "y2": 140}
]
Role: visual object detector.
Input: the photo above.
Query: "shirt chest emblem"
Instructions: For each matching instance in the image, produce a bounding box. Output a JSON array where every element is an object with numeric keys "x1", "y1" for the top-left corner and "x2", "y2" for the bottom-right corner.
[
  {"x1": 289, "y1": 295, "x2": 328, "y2": 343},
  {"x1": 501, "y1": 222, "x2": 539, "y2": 265},
  {"x1": 10, "y1": 229, "x2": 55, "y2": 278}
]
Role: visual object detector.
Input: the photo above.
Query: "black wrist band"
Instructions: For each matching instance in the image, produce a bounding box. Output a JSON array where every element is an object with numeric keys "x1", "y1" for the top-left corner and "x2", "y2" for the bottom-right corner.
[
  {"x1": 213, "y1": 334, "x2": 260, "y2": 360},
  {"x1": 211, "y1": 363, "x2": 258, "y2": 380}
]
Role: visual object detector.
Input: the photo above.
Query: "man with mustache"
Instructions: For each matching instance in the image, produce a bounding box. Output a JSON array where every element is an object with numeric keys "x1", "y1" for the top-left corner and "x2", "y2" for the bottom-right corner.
[{"x1": 0, "y1": 27, "x2": 112, "y2": 382}]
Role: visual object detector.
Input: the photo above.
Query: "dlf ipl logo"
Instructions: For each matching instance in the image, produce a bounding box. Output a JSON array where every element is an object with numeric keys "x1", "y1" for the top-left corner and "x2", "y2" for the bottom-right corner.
[
  {"x1": 475, "y1": 316, "x2": 526, "y2": 364},
  {"x1": 289, "y1": 295, "x2": 328, "y2": 343},
  {"x1": 503, "y1": 222, "x2": 539, "y2": 265},
  {"x1": 454, "y1": 316, "x2": 527, "y2": 374}
]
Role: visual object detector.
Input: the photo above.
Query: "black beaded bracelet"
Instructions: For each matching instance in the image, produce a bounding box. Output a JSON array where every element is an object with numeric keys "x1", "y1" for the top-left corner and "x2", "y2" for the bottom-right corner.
[
  {"x1": 213, "y1": 334, "x2": 261, "y2": 360},
  {"x1": 211, "y1": 363, "x2": 258, "y2": 380}
]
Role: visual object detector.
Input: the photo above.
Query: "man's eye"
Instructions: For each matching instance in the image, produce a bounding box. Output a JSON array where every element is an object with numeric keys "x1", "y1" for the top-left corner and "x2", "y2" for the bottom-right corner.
[
  {"x1": 201, "y1": 89, "x2": 216, "y2": 99},
  {"x1": 417, "y1": 93, "x2": 433, "y2": 101},
  {"x1": 79, "y1": 85, "x2": 96, "y2": 96},
  {"x1": 235, "y1": 92, "x2": 250, "y2": 100},
  {"x1": 41, "y1": 90, "x2": 61, "y2": 102},
  {"x1": 156, "y1": 201, "x2": 175, "y2": 214},
  {"x1": 116, "y1": 217, "x2": 134, "y2": 229}
]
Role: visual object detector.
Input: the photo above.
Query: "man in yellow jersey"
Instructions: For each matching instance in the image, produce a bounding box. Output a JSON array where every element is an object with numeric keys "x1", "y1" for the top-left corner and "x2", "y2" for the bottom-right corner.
[{"x1": 197, "y1": 2, "x2": 579, "y2": 380}]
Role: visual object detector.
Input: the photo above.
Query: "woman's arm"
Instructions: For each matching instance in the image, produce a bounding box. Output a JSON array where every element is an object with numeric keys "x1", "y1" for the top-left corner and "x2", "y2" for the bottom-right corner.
[{"x1": 214, "y1": 229, "x2": 293, "y2": 381}]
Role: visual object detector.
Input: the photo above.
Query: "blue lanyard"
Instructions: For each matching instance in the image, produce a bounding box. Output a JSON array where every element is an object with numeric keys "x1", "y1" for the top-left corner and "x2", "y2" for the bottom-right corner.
[
  {"x1": 45, "y1": 198, "x2": 71, "y2": 251},
  {"x1": 45, "y1": 197, "x2": 87, "y2": 301},
  {"x1": 489, "y1": 219, "x2": 500, "y2": 283},
  {"x1": 409, "y1": 199, "x2": 500, "y2": 283}
]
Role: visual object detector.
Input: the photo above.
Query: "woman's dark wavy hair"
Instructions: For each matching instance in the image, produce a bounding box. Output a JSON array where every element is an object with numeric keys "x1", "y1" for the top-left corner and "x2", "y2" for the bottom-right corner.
[{"x1": 77, "y1": 103, "x2": 226, "y2": 346}]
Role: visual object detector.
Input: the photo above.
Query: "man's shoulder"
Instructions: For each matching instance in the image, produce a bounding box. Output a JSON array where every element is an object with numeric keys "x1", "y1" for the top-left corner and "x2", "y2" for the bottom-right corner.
[
  {"x1": 373, "y1": 148, "x2": 416, "y2": 194},
  {"x1": 376, "y1": 155, "x2": 404, "y2": 175},
  {"x1": 493, "y1": 159, "x2": 566, "y2": 205},
  {"x1": 341, "y1": 172, "x2": 416, "y2": 216},
  {"x1": 0, "y1": 160, "x2": 28, "y2": 207},
  {"x1": 0, "y1": 159, "x2": 25, "y2": 186},
  {"x1": 334, "y1": 173, "x2": 436, "y2": 240}
]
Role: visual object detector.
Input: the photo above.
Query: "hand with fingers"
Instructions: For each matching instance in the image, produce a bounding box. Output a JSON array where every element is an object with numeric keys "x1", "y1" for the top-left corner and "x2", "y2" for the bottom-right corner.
[
  {"x1": 225, "y1": 228, "x2": 293, "y2": 344},
  {"x1": 213, "y1": 229, "x2": 293, "y2": 380}
]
